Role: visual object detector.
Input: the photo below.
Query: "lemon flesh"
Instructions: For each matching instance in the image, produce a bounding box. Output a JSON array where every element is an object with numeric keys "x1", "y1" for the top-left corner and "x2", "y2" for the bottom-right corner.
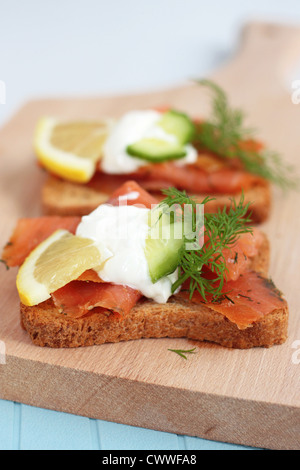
[
  {"x1": 34, "y1": 117, "x2": 114, "y2": 183},
  {"x1": 17, "y1": 229, "x2": 109, "y2": 306}
]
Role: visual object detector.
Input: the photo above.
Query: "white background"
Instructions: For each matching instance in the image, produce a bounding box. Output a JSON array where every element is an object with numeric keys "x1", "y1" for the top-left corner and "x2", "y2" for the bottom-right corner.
[{"x1": 1, "y1": 0, "x2": 300, "y2": 126}]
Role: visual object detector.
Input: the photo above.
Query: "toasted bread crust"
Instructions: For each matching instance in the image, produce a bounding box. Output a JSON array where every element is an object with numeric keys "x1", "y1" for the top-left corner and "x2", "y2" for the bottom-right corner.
[
  {"x1": 18, "y1": 232, "x2": 287, "y2": 350},
  {"x1": 42, "y1": 176, "x2": 110, "y2": 216},
  {"x1": 42, "y1": 175, "x2": 271, "y2": 223},
  {"x1": 20, "y1": 296, "x2": 288, "y2": 349}
]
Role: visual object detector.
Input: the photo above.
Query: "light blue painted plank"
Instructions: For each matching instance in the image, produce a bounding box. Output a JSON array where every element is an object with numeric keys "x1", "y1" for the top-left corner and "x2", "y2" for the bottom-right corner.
[
  {"x1": 19, "y1": 404, "x2": 93, "y2": 450},
  {"x1": 0, "y1": 399, "x2": 263, "y2": 450},
  {"x1": 96, "y1": 420, "x2": 181, "y2": 450},
  {"x1": 177, "y1": 435, "x2": 187, "y2": 449},
  {"x1": 183, "y1": 435, "x2": 259, "y2": 450},
  {"x1": 89, "y1": 419, "x2": 101, "y2": 450},
  {"x1": 0, "y1": 400, "x2": 15, "y2": 450},
  {"x1": 12, "y1": 402, "x2": 22, "y2": 450}
]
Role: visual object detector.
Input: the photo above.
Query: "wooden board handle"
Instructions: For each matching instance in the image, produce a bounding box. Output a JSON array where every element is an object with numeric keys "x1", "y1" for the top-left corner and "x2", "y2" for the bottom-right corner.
[
  {"x1": 212, "y1": 22, "x2": 300, "y2": 94},
  {"x1": 241, "y1": 22, "x2": 300, "y2": 74}
]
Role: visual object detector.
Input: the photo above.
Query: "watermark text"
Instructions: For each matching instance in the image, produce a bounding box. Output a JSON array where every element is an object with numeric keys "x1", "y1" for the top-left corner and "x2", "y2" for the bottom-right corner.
[
  {"x1": 0, "y1": 340, "x2": 6, "y2": 364},
  {"x1": 291, "y1": 80, "x2": 300, "y2": 104},
  {"x1": 91, "y1": 199, "x2": 205, "y2": 251},
  {"x1": 292, "y1": 340, "x2": 300, "y2": 365},
  {"x1": 0, "y1": 80, "x2": 6, "y2": 104}
]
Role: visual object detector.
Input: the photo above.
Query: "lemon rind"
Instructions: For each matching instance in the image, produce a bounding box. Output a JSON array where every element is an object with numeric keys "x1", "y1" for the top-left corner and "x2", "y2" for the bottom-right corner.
[
  {"x1": 17, "y1": 229, "x2": 69, "y2": 306},
  {"x1": 34, "y1": 117, "x2": 111, "y2": 183}
]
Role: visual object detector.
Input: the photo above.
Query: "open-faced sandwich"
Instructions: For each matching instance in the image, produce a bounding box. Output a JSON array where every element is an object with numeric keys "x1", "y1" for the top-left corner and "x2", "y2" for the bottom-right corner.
[
  {"x1": 35, "y1": 81, "x2": 296, "y2": 223},
  {"x1": 1, "y1": 180, "x2": 288, "y2": 349}
]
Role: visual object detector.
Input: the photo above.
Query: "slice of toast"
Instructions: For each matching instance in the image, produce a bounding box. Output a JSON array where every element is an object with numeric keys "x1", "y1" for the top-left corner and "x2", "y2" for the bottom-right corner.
[
  {"x1": 19, "y1": 232, "x2": 288, "y2": 349},
  {"x1": 20, "y1": 296, "x2": 288, "y2": 349},
  {"x1": 42, "y1": 175, "x2": 271, "y2": 223}
]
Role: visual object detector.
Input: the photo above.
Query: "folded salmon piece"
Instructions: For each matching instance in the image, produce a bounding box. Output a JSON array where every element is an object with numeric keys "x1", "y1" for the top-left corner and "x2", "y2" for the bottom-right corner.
[
  {"x1": 51, "y1": 281, "x2": 142, "y2": 318},
  {"x1": 77, "y1": 269, "x2": 103, "y2": 283},
  {"x1": 177, "y1": 270, "x2": 285, "y2": 329},
  {"x1": 129, "y1": 163, "x2": 264, "y2": 195},
  {"x1": 212, "y1": 228, "x2": 264, "y2": 282},
  {"x1": 107, "y1": 180, "x2": 158, "y2": 208},
  {"x1": 89, "y1": 160, "x2": 265, "y2": 196}
]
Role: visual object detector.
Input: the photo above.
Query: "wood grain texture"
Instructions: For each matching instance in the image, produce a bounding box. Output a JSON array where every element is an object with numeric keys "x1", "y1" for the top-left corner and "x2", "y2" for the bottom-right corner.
[{"x1": 0, "y1": 22, "x2": 300, "y2": 450}]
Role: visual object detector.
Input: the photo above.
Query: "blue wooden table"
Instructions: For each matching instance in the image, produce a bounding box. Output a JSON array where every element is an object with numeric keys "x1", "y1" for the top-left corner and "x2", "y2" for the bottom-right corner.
[{"x1": 0, "y1": 399, "x2": 257, "y2": 450}]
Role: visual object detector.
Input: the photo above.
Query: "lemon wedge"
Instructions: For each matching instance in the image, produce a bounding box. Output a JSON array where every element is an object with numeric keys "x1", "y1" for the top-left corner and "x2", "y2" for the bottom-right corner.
[
  {"x1": 16, "y1": 229, "x2": 111, "y2": 306},
  {"x1": 34, "y1": 117, "x2": 114, "y2": 183}
]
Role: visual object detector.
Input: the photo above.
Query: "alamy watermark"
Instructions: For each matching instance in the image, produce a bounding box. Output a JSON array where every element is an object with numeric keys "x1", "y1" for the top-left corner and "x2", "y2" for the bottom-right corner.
[
  {"x1": 87, "y1": 198, "x2": 205, "y2": 251},
  {"x1": 291, "y1": 80, "x2": 300, "y2": 104},
  {"x1": 291, "y1": 340, "x2": 300, "y2": 365},
  {"x1": 0, "y1": 340, "x2": 6, "y2": 364},
  {"x1": 0, "y1": 80, "x2": 6, "y2": 104}
]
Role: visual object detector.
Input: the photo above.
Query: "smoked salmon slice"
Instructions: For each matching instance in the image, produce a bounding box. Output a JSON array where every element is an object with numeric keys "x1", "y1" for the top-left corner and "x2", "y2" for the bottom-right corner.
[
  {"x1": 217, "y1": 228, "x2": 264, "y2": 282},
  {"x1": 76, "y1": 269, "x2": 103, "y2": 283},
  {"x1": 107, "y1": 180, "x2": 158, "y2": 208},
  {"x1": 2, "y1": 216, "x2": 81, "y2": 267},
  {"x1": 52, "y1": 281, "x2": 141, "y2": 318},
  {"x1": 177, "y1": 271, "x2": 285, "y2": 329},
  {"x1": 129, "y1": 163, "x2": 263, "y2": 195}
]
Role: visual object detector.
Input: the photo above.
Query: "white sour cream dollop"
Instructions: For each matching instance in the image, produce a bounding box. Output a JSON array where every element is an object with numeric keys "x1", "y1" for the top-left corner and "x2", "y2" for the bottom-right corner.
[
  {"x1": 101, "y1": 110, "x2": 197, "y2": 174},
  {"x1": 76, "y1": 204, "x2": 178, "y2": 303}
]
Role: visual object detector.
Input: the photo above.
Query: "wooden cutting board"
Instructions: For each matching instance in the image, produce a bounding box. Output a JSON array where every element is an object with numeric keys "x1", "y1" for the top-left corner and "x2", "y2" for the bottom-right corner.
[{"x1": 0, "y1": 22, "x2": 300, "y2": 450}]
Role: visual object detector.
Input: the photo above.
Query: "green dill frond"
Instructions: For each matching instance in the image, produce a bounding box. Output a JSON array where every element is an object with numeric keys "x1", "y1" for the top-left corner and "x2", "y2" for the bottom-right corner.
[
  {"x1": 168, "y1": 348, "x2": 197, "y2": 359},
  {"x1": 194, "y1": 79, "x2": 298, "y2": 190},
  {"x1": 159, "y1": 188, "x2": 252, "y2": 301}
]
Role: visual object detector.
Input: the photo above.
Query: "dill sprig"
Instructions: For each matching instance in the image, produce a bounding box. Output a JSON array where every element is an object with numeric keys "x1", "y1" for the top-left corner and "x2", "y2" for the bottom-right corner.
[
  {"x1": 160, "y1": 188, "x2": 252, "y2": 301},
  {"x1": 195, "y1": 79, "x2": 298, "y2": 190},
  {"x1": 168, "y1": 347, "x2": 197, "y2": 359}
]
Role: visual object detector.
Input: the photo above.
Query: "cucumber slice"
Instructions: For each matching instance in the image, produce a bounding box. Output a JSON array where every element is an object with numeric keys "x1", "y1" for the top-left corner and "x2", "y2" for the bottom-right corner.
[
  {"x1": 145, "y1": 236, "x2": 183, "y2": 283},
  {"x1": 145, "y1": 208, "x2": 184, "y2": 283},
  {"x1": 158, "y1": 110, "x2": 195, "y2": 145},
  {"x1": 126, "y1": 138, "x2": 186, "y2": 163}
]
